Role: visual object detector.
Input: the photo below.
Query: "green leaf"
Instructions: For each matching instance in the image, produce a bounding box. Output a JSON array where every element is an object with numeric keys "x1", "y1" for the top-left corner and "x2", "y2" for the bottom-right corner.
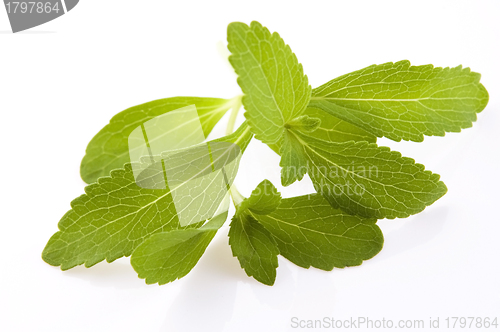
[
  {"x1": 229, "y1": 214, "x2": 279, "y2": 285},
  {"x1": 291, "y1": 130, "x2": 447, "y2": 219},
  {"x1": 253, "y1": 194, "x2": 383, "y2": 270},
  {"x1": 227, "y1": 21, "x2": 311, "y2": 144},
  {"x1": 80, "y1": 97, "x2": 238, "y2": 184},
  {"x1": 131, "y1": 211, "x2": 228, "y2": 285},
  {"x1": 304, "y1": 107, "x2": 377, "y2": 144},
  {"x1": 280, "y1": 115, "x2": 322, "y2": 186},
  {"x1": 266, "y1": 106, "x2": 377, "y2": 155},
  {"x1": 42, "y1": 123, "x2": 253, "y2": 270},
  {"x1": 239, "y1": 179, "x2": 282, "y2": 215},
  {"x1": 229, "y1": 180, "x2": 281, "y2": 285},
  {"x1": 285, "y1": 115, "x2": 321, "y2": 133},
  {"x1": 278, "y1": 110, "x2": 376, "y2": 187},
  {"x1": 310, "y1": 61, "x2": 489, "y2": 142},
  {"x1": 279, "y1": 130, "x2": 308, "y2": 186}
]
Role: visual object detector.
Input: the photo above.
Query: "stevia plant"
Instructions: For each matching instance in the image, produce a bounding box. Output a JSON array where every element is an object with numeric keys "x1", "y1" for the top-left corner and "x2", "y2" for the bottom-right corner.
[{"x1": 42, "y1": 21, "x2": 489, "y2": 286}]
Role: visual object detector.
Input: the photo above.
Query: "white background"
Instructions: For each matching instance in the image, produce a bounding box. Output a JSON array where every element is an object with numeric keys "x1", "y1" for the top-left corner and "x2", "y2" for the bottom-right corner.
[{"x1": 1, "y1": 1, "x2": 499, "y2": 331}]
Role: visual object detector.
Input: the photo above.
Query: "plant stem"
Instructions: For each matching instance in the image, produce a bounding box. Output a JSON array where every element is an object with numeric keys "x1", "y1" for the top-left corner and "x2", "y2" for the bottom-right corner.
[
  {"x1": 226, "y1": 96, "x2": 242, "y2": 135},
  {"x1": 230, "y1": 184, "x2": 245, "y2": 208},
  {"x1": 226, "y1": 96, "x2": 245, "y2": 208}
]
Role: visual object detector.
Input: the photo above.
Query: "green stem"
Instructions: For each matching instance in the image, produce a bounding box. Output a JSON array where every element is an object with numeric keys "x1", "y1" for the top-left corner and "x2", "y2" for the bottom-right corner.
[
  {"x1": 226, "y1": 96, "x2": 242, "y2": 135},
  {"x1": 230, "y1": 185, "x2": 245, "y2": 208},
  {"x1": 226, "y1": 96, "x2": 245, "y2": 208}
]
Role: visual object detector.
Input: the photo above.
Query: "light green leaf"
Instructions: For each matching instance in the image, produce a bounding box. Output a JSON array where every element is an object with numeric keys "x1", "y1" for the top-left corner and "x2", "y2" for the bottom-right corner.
[
  {"x1": 286, "y1": 115, "x2": 321, "y2": 133},
  {"x1": 229, "y1": 214, "x2": 279, "y2": 286},
  {"x1": 253, "y1": 194, "x2": 383, "y2": 270},
  {"x1": 279, "y1": 130, "x2": 308, "y2": 186},
  {"x1": 278, "y1": 109, "x2": 376, "y2": 187},
  {"x1": 42, "y1": 123, "x2": 253, "y2": 270},
  {"x1": 266, "y1": 106, "x2": 377, "y2": 155},
  {"x1": 304, "y1": 107, "x2": 377, "y2": 144},
  {"x1": 310, "y1": 61, "x2": 489, "y2": 142},
  {"x1": 280, "y1": 115, "x2": 322, "y2": 186},
  {"x1": 291, "y1": 130, "x2": 447, "y2": 219},
  {"x1": 80, "y1": 97, "x2": 238, "y2": 184},
  {"x1": 131, "y1": 211, "x2": 228, "y2": 285},
  {"x1": 229, "y1": 180, "x2": 281, "y2": 285},
  {"x1": 239, "y1": 179, "x2": 282, "y2": 215},
  {"x1": 227, "y1": 21, "x2": 311, "y2": 144}
]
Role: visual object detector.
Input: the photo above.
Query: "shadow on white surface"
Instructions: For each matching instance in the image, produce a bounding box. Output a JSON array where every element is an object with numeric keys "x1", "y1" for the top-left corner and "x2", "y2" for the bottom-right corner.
[
  {"x1": 160, "y1": 229, "x2": 339, "y2": 331},
  {"x1": 161, "y1": 232, "x2": 240, "y2": 331},
  {"x1": 378, "y1": 206, "x2": 449, "y2": 260},
  {"x1": 287, "y1": 267, "x2": 338, "y2": 316},
  {"x1": 63, "y1": 258, "x2": 147, "y2": 289}
]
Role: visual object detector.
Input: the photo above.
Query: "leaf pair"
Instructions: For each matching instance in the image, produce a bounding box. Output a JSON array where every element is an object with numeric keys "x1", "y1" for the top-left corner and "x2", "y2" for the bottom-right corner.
[{"x1": 229, "y1": 180, "x2": 383, "y2": 285}]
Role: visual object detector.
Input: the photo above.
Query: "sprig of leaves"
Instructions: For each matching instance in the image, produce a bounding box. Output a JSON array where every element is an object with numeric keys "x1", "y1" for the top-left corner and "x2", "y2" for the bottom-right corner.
[{"x1": 42, "y1": 20, "x2": 488, "y2": 286}]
